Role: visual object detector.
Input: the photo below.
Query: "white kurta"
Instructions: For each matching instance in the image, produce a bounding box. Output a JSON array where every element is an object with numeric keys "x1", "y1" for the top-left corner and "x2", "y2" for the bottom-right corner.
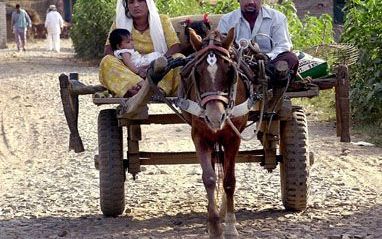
[{"x1": 45, "y1": 11, "x2": 64, "y2": 52}]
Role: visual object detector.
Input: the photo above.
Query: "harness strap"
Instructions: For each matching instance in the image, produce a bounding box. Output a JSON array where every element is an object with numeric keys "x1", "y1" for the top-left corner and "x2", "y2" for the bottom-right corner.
[
  {"x1": 195, "y1": 44, "x2": 230, "y2": 59},
  {"x1": 151, "y1": 86, "x2": 192, "y2": 125},
  {"x1": 200, "y1": 95, "x2": 229, "y2": 107}
]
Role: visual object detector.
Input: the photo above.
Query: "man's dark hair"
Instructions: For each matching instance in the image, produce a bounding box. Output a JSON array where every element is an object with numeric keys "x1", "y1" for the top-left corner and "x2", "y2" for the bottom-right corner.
[
  {"x1": 16, "y1": 4, "x2": 20, "y2": 9},
  {"x1": 109, "y1": 28, "x2": 131, "y2": 51}
]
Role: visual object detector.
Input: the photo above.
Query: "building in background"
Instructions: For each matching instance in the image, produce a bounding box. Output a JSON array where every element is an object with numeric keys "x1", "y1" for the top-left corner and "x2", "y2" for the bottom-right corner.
[{"x1": 0, "y1": 1, "x2": 6, "y2": 48}]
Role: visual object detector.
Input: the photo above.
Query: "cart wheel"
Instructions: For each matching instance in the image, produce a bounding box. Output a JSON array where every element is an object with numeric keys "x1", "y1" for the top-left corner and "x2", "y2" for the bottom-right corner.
[
  {"x1": 98, "y1": 109, "x2": 125, "y2": 217},
  {"x1": 280, "y1": 106, "x2": 310, "y2": 211}
]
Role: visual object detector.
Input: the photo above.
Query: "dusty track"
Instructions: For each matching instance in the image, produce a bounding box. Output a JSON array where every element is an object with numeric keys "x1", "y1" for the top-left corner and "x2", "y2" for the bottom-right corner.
[{"x1": 0, "y1": 40, "x2": 381, "y2": 239}]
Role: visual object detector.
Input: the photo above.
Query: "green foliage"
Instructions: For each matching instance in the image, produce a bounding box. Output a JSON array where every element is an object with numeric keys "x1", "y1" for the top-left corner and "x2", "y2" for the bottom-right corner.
[
  {"x1": 272, "y1": 0, "x2": 334, "y2": 50},
  {"x1": 71, "y1": 0, "x2": 116, "y2": 59},
  {"x1": 342, "y1": 0, "x2": 382, "y2": 125},
  {"x1": 293, "y1": 89, "x2": 336, "y2": 121},
  {"x1": 156, "y1": 0, "x2": 201, "y2": 17},
  {"x1": 200, "y1": 0, "x2": 240, "y2": 15},
  {"x1": 156, "y1": 0, "x2": 239, "y2": 17}
]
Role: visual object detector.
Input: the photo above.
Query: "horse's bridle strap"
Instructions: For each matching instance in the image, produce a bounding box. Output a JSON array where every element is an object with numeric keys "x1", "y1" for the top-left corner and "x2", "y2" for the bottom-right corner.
[
  {"x1": 195, "y1": 44, "x2": 230, "y2": 59},
  {"x1": 200, "y1": 95, "x2": 229, "y2": 107}
]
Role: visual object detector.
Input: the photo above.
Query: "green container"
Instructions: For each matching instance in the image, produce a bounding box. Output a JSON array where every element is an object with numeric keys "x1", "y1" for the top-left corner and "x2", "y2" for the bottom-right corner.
[{"x1": 295, "y1": 51, "x2": 329, "y2": 79}]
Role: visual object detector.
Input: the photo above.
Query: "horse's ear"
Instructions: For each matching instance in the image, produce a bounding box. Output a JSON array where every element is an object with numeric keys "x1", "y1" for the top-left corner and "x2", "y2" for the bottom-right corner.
[
  {"x1": 189, "y1": 28, "x2": 203, "y2": 51},
  {"x1": 222, "y1": 27, "x2": 235, "y2": 50}
]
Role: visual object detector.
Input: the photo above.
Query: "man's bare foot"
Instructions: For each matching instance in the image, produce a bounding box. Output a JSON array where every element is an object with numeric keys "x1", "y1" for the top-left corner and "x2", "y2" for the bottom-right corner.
[{"x1": 153, "y1": 56, "x2": 168, "y2": 74}]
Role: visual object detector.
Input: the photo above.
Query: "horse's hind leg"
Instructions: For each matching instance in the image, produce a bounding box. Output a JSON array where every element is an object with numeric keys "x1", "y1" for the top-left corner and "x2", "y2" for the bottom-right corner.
[
  {"x1": 194, "y1": 138, "x2": 223, "y2": 238},
  {"x1": 222, "y1": 141, "x2": 240, "y2": 238}
]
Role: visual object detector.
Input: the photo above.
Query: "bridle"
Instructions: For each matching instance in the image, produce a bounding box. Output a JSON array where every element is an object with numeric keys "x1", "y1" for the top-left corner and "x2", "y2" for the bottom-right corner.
[
  {"x1": 178, "y1": 35, "x2": 256, "y2": 121},
  {"x1": 193, "y1": 42, "x2": 237, "y2": 107}
]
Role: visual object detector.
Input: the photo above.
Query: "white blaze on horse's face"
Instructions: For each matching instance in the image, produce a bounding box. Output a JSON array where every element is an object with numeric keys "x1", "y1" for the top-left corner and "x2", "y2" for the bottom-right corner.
[{"x1": 207, "y1": 53, "x2": 218, "y2": 87}]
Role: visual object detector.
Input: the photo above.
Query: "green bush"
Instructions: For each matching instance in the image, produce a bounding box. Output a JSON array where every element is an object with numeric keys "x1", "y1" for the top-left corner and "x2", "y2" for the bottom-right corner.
[
  {"x1": 156, "y1": 0, "x2": 239, "y2": 17},
  {"x1": 201, "y1": 0, "x2": 239, "y2": 15},
  {"x1": 156, "y1": 0, "x2": 201, "y2": 17},
  {"x1": 71, "y1": 0, "x2": 116, "y2": 59},
  {"x1": 273, "y1": 0, "x2": 333, "y2": 50},
  {"x1": 342, "y1": 0, "x2": 382, "y2": 125}
]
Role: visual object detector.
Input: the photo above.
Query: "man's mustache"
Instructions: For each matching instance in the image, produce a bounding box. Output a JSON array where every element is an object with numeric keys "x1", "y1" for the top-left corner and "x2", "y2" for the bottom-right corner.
[{"x1": 244, "y1": 3, "x2": 258, "y2": 9}]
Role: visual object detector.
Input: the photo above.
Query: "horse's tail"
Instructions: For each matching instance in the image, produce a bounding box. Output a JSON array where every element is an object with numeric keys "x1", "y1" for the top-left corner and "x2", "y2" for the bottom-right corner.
[{"x1": 213, "y1": 144, "x2": 225, "y2": 209}]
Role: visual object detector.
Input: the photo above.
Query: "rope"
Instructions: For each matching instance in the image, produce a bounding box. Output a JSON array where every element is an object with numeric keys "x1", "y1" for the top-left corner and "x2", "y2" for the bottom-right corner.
[{"x1": 151, "y1": 86, "x2": 192, "y2": 126}]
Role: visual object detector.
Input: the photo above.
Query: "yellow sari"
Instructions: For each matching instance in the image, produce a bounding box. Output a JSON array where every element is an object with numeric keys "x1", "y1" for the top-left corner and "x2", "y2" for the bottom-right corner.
[{"x1": 99, "y1": 15, "x2": 182, "y2": 97}]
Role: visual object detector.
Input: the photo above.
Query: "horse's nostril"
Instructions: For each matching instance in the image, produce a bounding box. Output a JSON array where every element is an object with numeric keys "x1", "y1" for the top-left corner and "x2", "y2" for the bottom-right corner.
[
  {"x1": 205, "y1": 116, "x2": 211, "y2": 124},
  {"x1": 221, "y1": 114, "x2": 226, "y2": 122}
]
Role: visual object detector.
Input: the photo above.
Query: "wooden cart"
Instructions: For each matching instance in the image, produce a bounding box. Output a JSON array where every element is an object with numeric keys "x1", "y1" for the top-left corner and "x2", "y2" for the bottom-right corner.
[{"x1": 58, "y1": 15, "x2": 351, "y2": 217}]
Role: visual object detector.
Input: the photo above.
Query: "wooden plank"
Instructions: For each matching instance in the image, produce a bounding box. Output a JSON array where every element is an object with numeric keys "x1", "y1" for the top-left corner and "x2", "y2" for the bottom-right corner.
[
  {"x1": 311, "y1": 77, "x2": 337, "y2": 90},
  {"x1": 70, "y1": 81, "x2": 107, "y2": 95},
  {"x1": 93, "y1": 97, "x2": 126, "y2": 105},
  {"x1": 119, "y1": 114, "x2": 186, "y2": 126},
  {"x1": 93, "y1": 96, "x2": 179, "y2": 105},
  {"x1": 139, "y1": 150, "x2": 264, "y2": 165},
  {"x1": 285, "y1": 85, "x2": 319, "y2": 98}
]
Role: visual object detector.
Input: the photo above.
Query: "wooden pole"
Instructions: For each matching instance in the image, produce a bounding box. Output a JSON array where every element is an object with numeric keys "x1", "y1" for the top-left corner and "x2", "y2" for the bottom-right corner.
[
  {"x1": 59, "y1": 73, "x2": 84, "y2": 152},
  {"x1": 128, "y1": 124, "x2": 141, "y2": 179},
  {"x1": 335, "y1": 65, "x2": 351, "y2": 142}
]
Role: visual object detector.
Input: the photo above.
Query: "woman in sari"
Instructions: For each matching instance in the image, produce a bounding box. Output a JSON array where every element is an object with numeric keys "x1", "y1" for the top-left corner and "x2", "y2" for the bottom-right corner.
[{"x1": 99, "y1": 0, "x2": 183, "y2": 97}]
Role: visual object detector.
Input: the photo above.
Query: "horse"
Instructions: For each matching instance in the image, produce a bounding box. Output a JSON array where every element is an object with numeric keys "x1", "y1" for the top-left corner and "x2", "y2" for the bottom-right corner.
[{"x1": 180, "y1": 28, "x2": 250, "y2": 238}]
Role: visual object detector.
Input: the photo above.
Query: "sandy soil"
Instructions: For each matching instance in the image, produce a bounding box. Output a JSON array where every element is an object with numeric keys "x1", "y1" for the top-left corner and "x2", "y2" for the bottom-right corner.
[{"x1": 0, "y1": 40, "x2": 381, "y2": 239}]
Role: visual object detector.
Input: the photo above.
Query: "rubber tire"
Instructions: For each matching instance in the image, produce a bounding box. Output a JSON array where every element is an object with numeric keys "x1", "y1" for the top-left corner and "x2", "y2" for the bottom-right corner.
[
  {"x1": 98, "y1": 109, "x2": 125, "y2": 217},
  {"x1": 280, "y1": 106, "x2": 310, "y2": 211}
]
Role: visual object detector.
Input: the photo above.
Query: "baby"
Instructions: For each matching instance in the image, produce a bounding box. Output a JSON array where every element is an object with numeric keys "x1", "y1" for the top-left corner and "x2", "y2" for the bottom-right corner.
[{"x1": 109, "y1": 28, "x2": 162, "y2": 79}]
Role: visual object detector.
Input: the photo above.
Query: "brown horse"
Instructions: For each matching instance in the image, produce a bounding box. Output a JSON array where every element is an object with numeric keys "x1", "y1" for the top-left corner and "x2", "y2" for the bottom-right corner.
[{"x1": 181, "y1": 28, "x2": 250, "y2": 238}]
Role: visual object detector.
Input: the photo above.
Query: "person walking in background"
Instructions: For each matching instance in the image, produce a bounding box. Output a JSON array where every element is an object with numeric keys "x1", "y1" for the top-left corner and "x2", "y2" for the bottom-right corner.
[
  {"x1": 11, "y1": 4, "x2": 32, "y2": 52},
  {"x1": 45, "y1": 5, "x2": 64, "y2": 52}
]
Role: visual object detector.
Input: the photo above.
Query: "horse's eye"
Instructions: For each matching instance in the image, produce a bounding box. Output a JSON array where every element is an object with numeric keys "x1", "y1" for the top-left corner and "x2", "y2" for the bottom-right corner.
[{"x1": 222, "y1": 59, "x2": 230, "y2": 64}]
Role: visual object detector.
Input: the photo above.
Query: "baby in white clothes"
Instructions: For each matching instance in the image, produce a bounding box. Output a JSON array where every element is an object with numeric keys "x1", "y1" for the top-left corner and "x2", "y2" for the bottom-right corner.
[{"x1": 109, "y1": 28, "x2": 162, "y2": 78}]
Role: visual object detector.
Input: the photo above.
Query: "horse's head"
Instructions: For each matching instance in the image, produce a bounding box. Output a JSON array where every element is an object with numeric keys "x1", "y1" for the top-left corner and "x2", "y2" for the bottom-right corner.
[{"x1": 188, "y1": 28, "x2": 239, "y2": 131}]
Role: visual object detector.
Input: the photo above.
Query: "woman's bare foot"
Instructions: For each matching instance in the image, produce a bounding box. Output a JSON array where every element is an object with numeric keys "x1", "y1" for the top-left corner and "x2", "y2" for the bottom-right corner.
[{"x1": 124, "y1": 80, "x2": 144, "y2": 97}]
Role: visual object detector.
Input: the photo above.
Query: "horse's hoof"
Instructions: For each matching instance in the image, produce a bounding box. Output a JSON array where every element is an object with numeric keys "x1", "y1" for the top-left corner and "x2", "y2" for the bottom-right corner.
[
  {"x1": 224, "y1": 224, "x2": 238, "y2": 239},
  {"x1": 208, "y1": 222, "x2": 224, "y2": 239},
  {"x1": 209, "y1": 235, "x2": 224, "y2": 239}
]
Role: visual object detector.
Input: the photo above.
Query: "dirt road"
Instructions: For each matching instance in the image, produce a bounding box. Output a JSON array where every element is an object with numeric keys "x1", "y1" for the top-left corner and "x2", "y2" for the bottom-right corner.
[{"x1": 0, "y1": 40, "x2": 381, "y2": 239}]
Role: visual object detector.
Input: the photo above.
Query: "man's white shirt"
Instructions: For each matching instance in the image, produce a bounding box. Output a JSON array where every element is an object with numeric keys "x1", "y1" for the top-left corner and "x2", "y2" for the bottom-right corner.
[
  {"x1": 217, "y1": 6, "x2": 292, "y2": 60},
  {"x1": 45, "y1": 11, "x2": 64, "y2": 34}
]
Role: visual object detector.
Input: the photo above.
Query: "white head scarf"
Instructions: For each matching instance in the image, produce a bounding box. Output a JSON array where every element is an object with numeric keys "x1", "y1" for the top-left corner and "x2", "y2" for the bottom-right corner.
[{"x1": 115, "y1": 0, "x2": 168, "y2": 54}]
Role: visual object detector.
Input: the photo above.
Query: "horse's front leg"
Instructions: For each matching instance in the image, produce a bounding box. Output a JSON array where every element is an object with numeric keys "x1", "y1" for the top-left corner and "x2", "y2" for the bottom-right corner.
[
  {"x1": 194, "y1": 136, "x2": 223, "y2": 239},
  {"x1": 222, "y1": 138, "x2": 241, "y2": 238}
]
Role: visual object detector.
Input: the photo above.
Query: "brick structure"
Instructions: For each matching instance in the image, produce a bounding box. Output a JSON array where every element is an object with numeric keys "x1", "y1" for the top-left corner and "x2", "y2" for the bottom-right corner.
[
  {"x1": 0, "y1": 1, "x2": 6, "y2": 48},
  {"x1": 293, "y1": 0, "x2": 333, "y2": 18}
]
